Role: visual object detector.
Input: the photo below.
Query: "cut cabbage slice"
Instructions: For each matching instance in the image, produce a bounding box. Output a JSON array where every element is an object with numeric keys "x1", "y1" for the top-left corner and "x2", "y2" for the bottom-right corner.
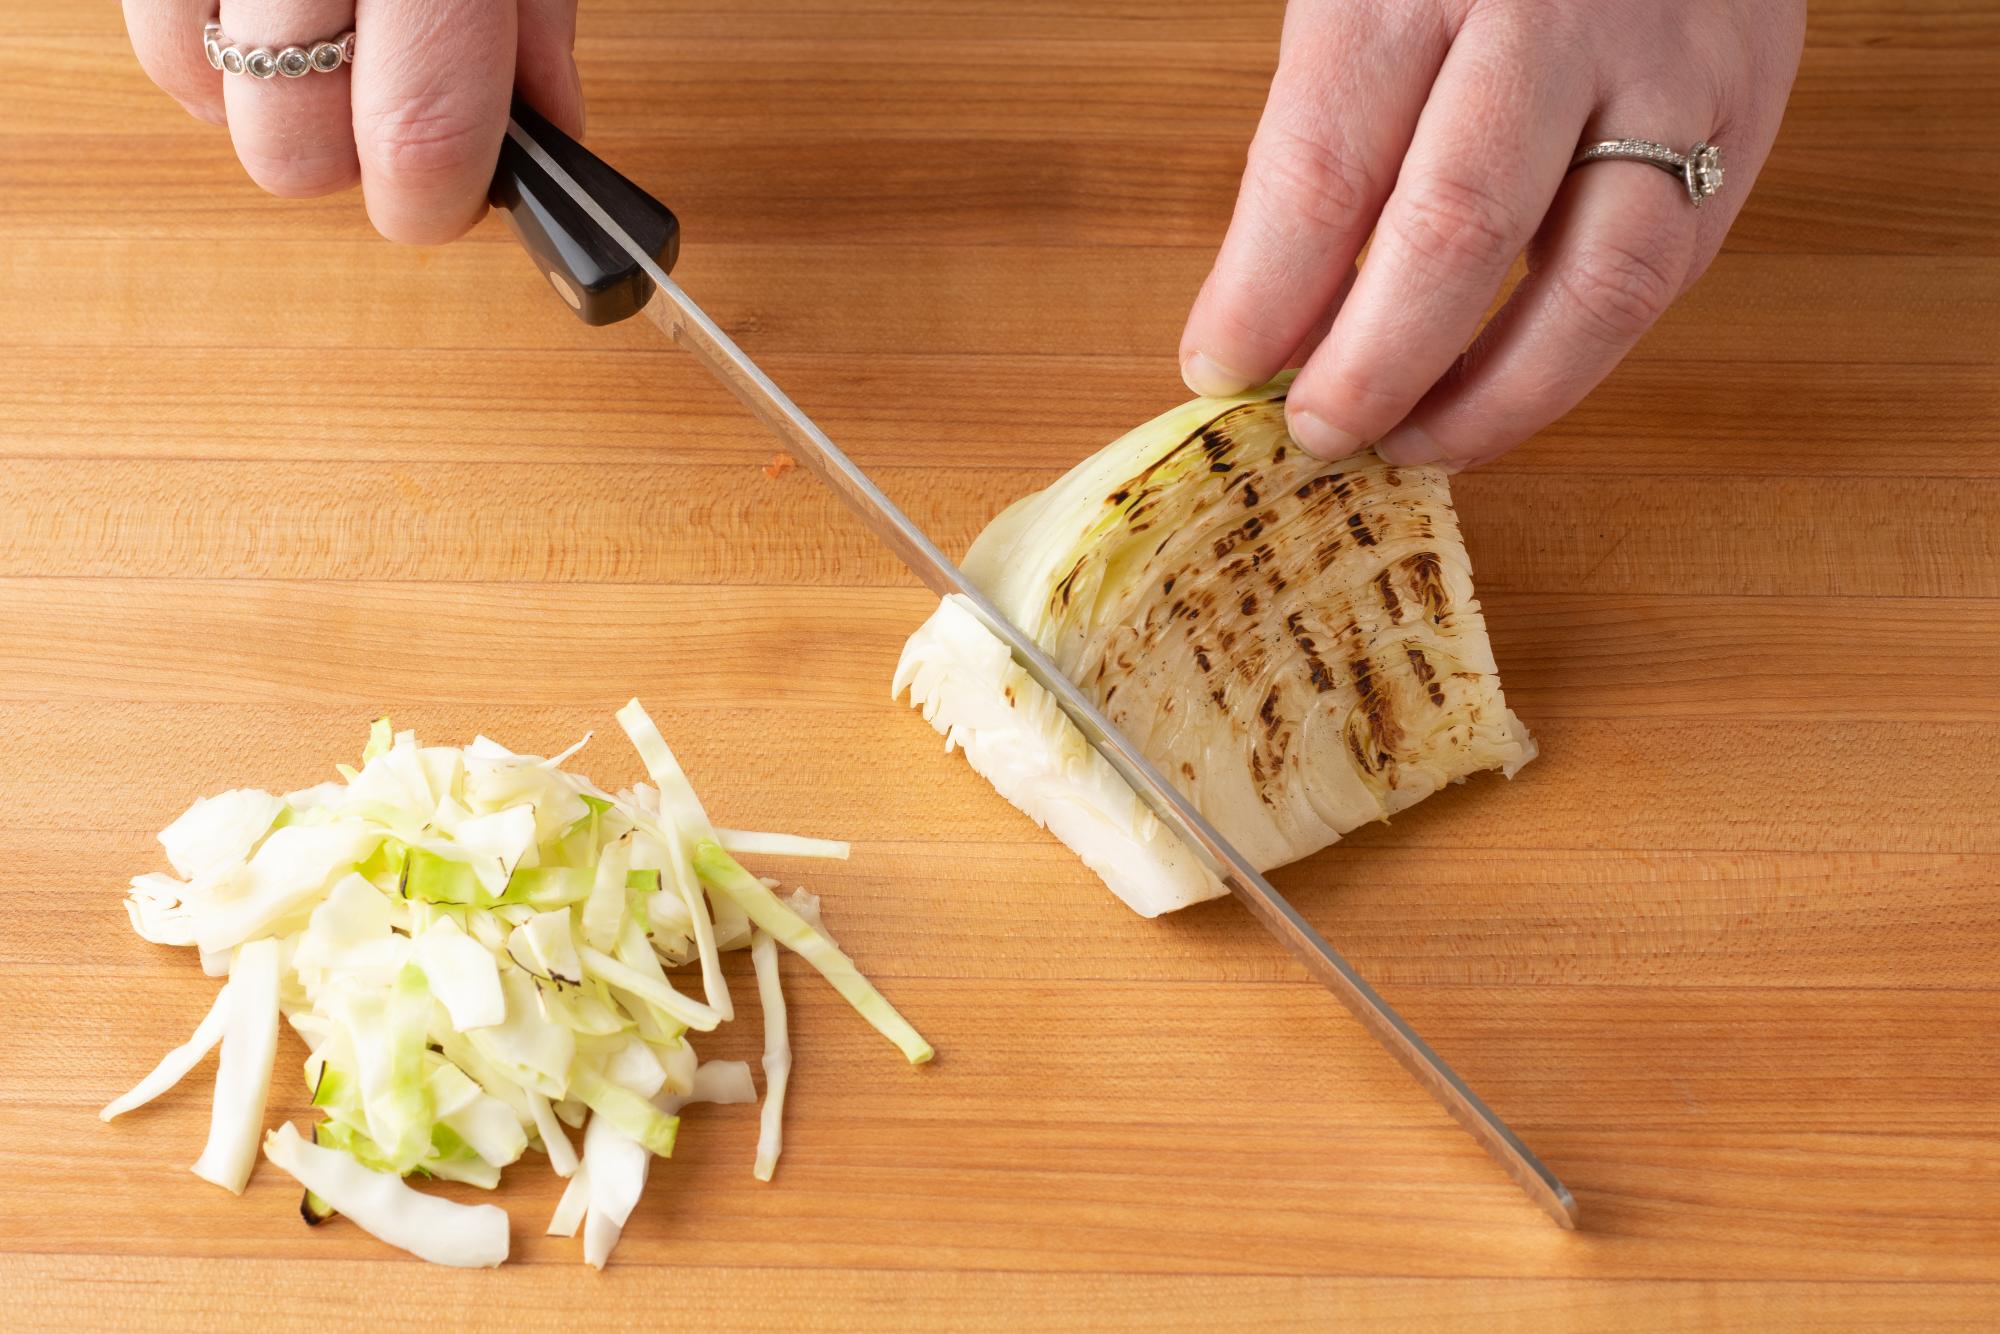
[
  {"x1": 412, "y1": 917, "x2": 504, "y2": 1030},
  {"x1": 580, "y1": 835, "x2": 631, "y2": 954},
  {"x1": 580, "y1": 1113, "x2": 650, "y2": 1270},
  {"x1": 896, "y1": 597, "x2": 1219, "y2": 916},
  {"x1": 190, "y1": 938, "x2": 280, "y2": 1193},
  {"x1": 293, "y1": 874, "x2": 404, "y2": 986},
  {"x1": 160, "y1": 788, "x2": 285, "y2": 881},
  {"x1": 469, "y1": 966, "x2": 574, "y2": 1099},
  {"x1": 445, "y1": 1092, "x2": 530, "y2": 1170},
  {"x1": 100, "y1": 981, "x2": 233, "y2": 1121},
  {"x1": 715, "y1": 828, "x2": 850, "y2": 861},
  {"x1": 449, "y1": 804, "x2": 539, "y2": 875},
  {"x1": 195, "y1": 825, "x2": 385, "y2": 954},
  {"x1": 125, "y1": 873, "x2": 200, "y2": 947},
  {"x1": 547, "y1": 1163, "x2": 591, "y2": 1237},
  {"x1": 526, "y1": 1088, "x2": 580, "y2": 1177},
  {"x1": 574, "y1": 1055, "x2": 760, "y2": 1269},
  {"x1": 569, "y1": 1065, "x2": 679, "y2": 1158},
  {"x1": 615, "y1": 701, "x2": 734, "y2": 1022},
  {"x1": 579, "y1": 944, "x2": 719, "y2": 1033},
  {"x1": 327, "y1": 963, "x2": 433, "y2": 1174},
  {"x1": 604, "y1": 1035, "x2": 669, "y2": 1100},
  {"x1": 507, "y1": 909, "x2": 583, "y2": 986},
  {"x1": 694, "y1": 840, "x2": 932, "y2": 1065},
  {"x1": 263, "y1": 1123, "x2": 508, "y2": 1268},
  {"x1": 750, "y1": 929, "x2": 790, "y2": 1182},
  {"x1": 681, "y1": 1059, "x2": 757, "y2": 1109}
]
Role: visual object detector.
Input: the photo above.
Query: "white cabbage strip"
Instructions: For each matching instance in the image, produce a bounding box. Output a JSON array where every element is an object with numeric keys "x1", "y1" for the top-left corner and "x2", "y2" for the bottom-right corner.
[
  {"x1": 102, "y1": 700, "x2": 931, "y2": 1268},
  {"x1": 263, "y1": 1123, "x2": 509, "y2": 1268}
]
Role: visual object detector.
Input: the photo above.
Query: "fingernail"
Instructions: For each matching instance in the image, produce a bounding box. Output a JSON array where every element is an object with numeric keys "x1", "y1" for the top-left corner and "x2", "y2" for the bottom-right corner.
[
  {"x1": 1286, "y1": 409, "x2": 1364, "y2": 460},
  {"x1": 1374, "y1": 425, "x2": 1445, "y2": 466},
  {"x1": 1181, "y1": 351, "x2": 1254, "y2": 399}
]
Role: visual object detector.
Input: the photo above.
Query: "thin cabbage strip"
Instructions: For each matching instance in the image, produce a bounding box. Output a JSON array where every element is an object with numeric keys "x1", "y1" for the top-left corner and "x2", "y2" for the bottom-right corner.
[
  {"x1": 750, "y1": 928, "x2": 790, "y2": 1181},
  {"x1": 101, "y1": 982, "x2": 233, "y2": 1121},
  {"x1": 693, "y1": 840, "x2": 931, "y2": 1065},
  {"x1": 715, "y1": 828, "x2": 850, "y2": 861},
  {"x1": 614, "y1": 699, "x2": 733, "y2": 1020},
  {"x1": 263, "y1": 1123, "x2": 508, "y2": 1268},
  {"x1": 190, "y1": 938, "x2": 280, "y2": 1194}
]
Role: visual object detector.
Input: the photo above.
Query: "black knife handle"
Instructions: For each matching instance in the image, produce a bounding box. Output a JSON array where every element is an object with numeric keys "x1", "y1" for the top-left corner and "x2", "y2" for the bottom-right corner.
[{"x1": 489, "y1": 97, "x2": 680, "y2": 326}]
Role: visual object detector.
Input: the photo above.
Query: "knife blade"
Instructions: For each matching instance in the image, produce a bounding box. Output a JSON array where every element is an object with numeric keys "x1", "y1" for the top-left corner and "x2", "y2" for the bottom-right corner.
[{"x1": 489, "y1": 100, "x2": 1577, "y2": 1229}]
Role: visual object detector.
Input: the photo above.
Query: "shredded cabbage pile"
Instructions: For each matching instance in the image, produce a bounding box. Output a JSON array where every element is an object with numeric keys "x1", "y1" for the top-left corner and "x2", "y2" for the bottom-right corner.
[{"x1": 103, "y1": 700, "x2": 931, "y2": 1269}]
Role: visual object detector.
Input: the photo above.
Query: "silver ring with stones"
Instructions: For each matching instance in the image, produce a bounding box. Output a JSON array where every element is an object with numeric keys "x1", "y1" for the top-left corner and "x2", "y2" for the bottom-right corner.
[
  {"x1": 1571, "y1": 138, "x2": 1724, "y2": 208},
  {"x1": 204, "y1": 21, "x2": 354, "y2": 80}
]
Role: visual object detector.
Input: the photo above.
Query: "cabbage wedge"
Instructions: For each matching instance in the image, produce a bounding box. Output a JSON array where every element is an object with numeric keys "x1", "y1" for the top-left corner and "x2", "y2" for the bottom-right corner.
[{"x1": 896, "y1": 375, "x2": 1534, "y2": 916}]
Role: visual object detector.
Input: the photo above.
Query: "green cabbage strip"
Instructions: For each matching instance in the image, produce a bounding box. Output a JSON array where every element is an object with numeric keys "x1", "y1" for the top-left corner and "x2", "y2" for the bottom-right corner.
[
  {"x1": 334, "y1": 963, "x2": 433, "y2": 1174},
  {"x1": 568, "y1": 1065, "x2": 679, "y2": 1158},
  {"x1": 578, "y1": 943, "x2": 719, "y2": 1032},
  {"x1": 693, "y1": 840, "x2": 932, "y2": 1064},
  {"x1": 613, "y1": 699, "x2": 714, "y2": 840},
  {"x1": 580, "y1": 836, "x2": 631, "y2": 953}
]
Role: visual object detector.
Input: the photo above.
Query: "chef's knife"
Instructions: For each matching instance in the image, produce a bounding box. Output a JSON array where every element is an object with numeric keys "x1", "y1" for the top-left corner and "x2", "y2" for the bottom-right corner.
[{"x1": 488, "y1": 99, "x2": 1578, "y2": 1230}]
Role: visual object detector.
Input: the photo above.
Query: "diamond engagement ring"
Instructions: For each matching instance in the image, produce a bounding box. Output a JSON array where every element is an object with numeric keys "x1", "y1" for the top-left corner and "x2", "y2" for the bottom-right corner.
[
  {"x1": 203, "y1": 21, "x2": 354, "y2": 80},
  {"x1": 1571, "y1": 138, "x2": 1724, "y2": 208}
]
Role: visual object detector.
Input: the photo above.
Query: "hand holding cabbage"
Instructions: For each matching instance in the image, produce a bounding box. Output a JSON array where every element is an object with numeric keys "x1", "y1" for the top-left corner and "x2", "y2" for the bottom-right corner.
[{"x1": 1181, "y1": 0, "x2": 1806, "y2": 469}]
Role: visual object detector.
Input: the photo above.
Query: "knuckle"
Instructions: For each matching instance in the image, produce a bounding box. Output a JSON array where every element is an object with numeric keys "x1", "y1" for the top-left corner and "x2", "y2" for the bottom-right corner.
[
  {"x1": 358, "y1": 100, "x2": 494, "y2": 185},
  {"x1": 1245, "y1": 126, "x2": 1376, "y2": 235},
  {"x1": 1202, "y1": 298, "x2": 1285, "y2": 361},
  {"x1": 1386, "y1": 172, "x2": 1524, "y2": 281},
  {"x1": 1554, "y1": 231, "x2": 1688, "y2": 348},
  {"x1": 1187, "y1": 253, "x2": 1301, "y2": 369},
  {"x1": 1298, "y1": 355, "x2": 1418, "y2": 433},
  {"x1": 1488, "y1": 0, "x2": 1579, "y2": 49}
]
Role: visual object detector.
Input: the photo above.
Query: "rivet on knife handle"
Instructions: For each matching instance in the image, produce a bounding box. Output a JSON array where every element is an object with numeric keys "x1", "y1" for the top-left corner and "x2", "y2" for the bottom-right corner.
[
  {"x1": 489, "y1": 104, "x2": 1580, "y2": 1230},
  {"x1": 488, "y1": 96, "x2": 679, "y2": 326}
]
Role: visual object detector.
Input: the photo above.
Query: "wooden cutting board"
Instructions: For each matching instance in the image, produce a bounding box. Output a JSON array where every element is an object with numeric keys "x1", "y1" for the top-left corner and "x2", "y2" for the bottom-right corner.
[{"x1": 3, "y1": 0, "x2": 1996, "y2": 1327}]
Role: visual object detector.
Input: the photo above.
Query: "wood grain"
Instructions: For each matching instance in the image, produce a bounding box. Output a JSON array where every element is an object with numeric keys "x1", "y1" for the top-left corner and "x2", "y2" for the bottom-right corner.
[
  {"x1": 6, "y1": 464, "x2": 1999, "y2": 597},
  {"x1": 1, "y1": 0, "x2": 1996, "y2": 1328},
  {"x1": 7, "y1": 1259, "x2": 2000, "y2": 1334},
  {"x1": 5, "y1": 351, "x2": 1995, "y2": 480}
]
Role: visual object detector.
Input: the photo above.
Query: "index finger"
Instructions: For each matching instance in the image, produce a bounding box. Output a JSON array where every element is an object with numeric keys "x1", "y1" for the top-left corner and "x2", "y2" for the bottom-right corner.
[
  {"x1": 1283, "y1": 12, "x2": 1593, "y2": 457},
  {"x1": 351, "y1": 0, "x2": 516, "y2": 244},
  {"x1": 1177, "y1": 1, "x2": 1447, "y2": 397}
]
